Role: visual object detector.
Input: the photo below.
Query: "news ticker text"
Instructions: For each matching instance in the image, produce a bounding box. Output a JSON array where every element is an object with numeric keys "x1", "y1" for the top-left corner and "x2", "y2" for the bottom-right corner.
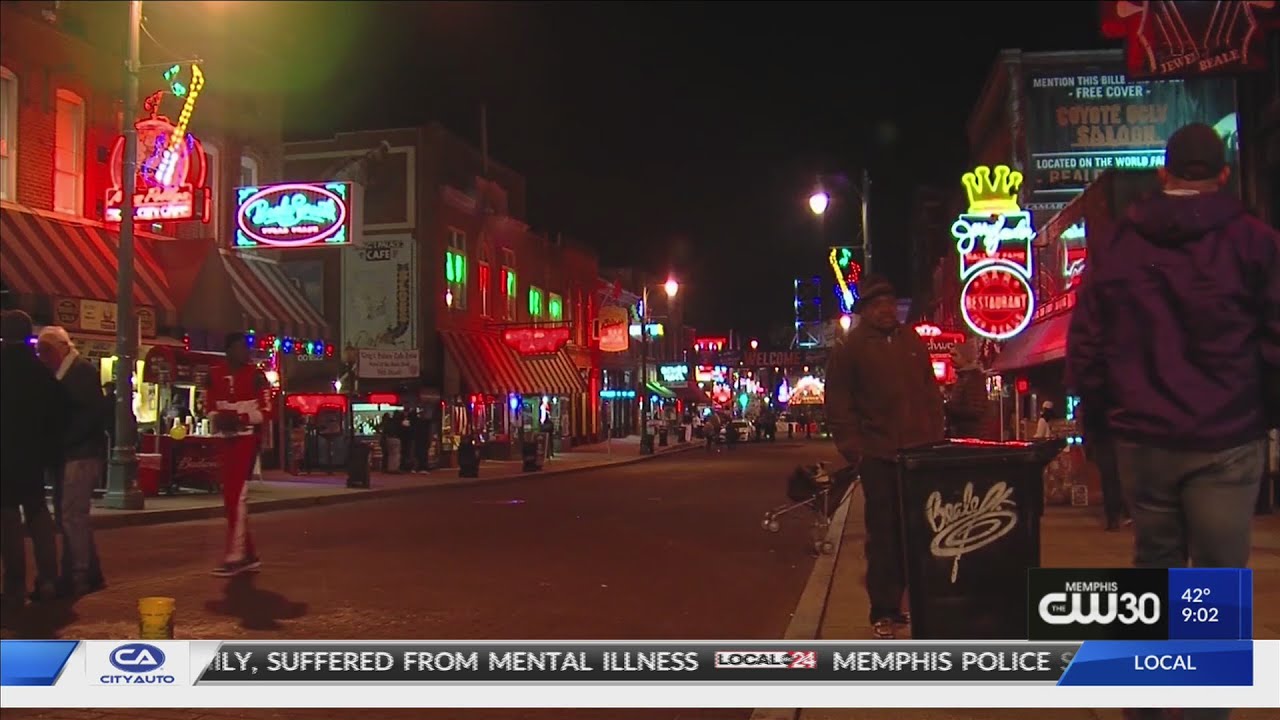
[
  {"x1": 1027, "y1": 568, "x2": 1252, "y2": 641},
  {"x1": 0, "y1": 640, "x2": 1255, "y2": 687}
]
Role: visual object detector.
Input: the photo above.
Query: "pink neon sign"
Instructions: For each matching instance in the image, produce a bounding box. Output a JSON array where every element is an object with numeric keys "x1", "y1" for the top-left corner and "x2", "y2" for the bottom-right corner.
[{"x1": 233, "y1": 182, "x2": 352, "y2": 249}]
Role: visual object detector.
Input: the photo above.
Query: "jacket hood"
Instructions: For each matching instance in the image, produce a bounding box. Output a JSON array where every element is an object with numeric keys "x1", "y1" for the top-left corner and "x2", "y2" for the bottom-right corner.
[{"x1": 1128, "y1": 190, "x2": 1244, "y2": 247}]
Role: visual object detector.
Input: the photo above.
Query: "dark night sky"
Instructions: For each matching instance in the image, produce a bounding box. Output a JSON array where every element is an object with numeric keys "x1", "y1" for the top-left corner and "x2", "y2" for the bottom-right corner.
[{"x1": 274, "y1": 1, "x2": 1114, "y2": 340}]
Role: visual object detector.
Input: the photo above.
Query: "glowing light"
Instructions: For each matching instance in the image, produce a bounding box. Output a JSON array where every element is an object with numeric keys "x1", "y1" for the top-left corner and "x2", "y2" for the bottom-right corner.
[
  {"x1": 235, "y1": 182, "x2": 352, "y2": 248},
  {"x1": 157, "y1": 65, "x2": 205, "y2": 188},
  {"x1": 960, "y1": 266, "x2": 1036, "y2": 341},
  {"x1": 445, "y1": 289, "x2": 454, "y2": 307},
  {"x1": 808, "y1": 191, "x2": 829, "y2": 215},
  {"x1": 839, "y1": 314, "x2": 852, "y2": 330},
  {"x1": 749, "y1": 339, "x2": 759, "y2": 350},
  {"x1": 953, "y1": 164, "x2": 1036, "y2": 341},
  {"x1": 664, "y1": 279, "x2": 679, "y2": 298},
  {"x1": 960, "y1": 165, "x2": 1022, "y2": 215},
  {"x1": 828, "y1": 247, "x2": 861, "y2": 313}
]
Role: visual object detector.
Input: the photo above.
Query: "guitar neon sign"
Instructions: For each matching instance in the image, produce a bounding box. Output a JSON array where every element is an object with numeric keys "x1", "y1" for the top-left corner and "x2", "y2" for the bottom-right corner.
[
  {"x1": 234, "y1": 182, "x2": 352, "y2": 249},
  {"x1": 104, "y1": 66, "x2": 210, "y2": 224}
]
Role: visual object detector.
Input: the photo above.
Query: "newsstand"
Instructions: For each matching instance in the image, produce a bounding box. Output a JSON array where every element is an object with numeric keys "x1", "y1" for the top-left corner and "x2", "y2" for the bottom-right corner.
[{"x1": 896, "y1": 438, "x2": 1064, "y2": 640}]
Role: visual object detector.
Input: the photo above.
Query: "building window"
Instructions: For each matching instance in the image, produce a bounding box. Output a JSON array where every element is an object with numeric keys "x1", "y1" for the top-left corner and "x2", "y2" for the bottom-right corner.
[
  {"x1": 239, "y1": 154, "x2": 259, "y2": 187},
  {"x1": 528, "y1": 286, "x2": 544, "y2": 320},
  {"x1": 548, "y1": 292, "x2": 563, "y2": 322},
  {"x1": 477, "y1": 243, "x2": 492, "y2": 317},
  {"x1": 502, "y1": 266, "x2": 518, "y2": 321},
  {"x1": 0, "y1": 67, "x2": 16, "y2": 201},
  {"x1": 446, "y1": 228, "x2": 466, "y2": 310},
  {"x1": 53, "y1": 89, "x2": 85, "y2": 215}
]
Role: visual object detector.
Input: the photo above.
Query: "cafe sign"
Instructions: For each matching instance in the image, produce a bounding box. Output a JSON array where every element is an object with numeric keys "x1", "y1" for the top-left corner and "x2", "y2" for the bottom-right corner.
[
  {"x1": 55, "y1": 297, "x2": 156, "y2": 338},
  {"x1": 502, "y1": 326, "x2": 570, "y2": 355},
  {"x1": 234, "y1": 182, "x2": 353, "y2": 249},
  {"x1": 597, "y1": 306, "x2": 630, "y2": 353}
]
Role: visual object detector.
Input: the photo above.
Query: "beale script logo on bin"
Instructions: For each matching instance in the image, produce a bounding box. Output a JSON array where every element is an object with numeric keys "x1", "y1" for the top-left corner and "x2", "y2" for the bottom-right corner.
[
  {"x1": 88, "y1": 640, "x2": 189, "y2": 686},
  {"x1": 1027, "y1": 569, "x2": 1169, "y2": 641},
  {"x1": 926, "y1": 481, "x2": 1019, "y2": 584},
  {"x1": 713, "y1": 651, "x2": 817, "y2": 670}
]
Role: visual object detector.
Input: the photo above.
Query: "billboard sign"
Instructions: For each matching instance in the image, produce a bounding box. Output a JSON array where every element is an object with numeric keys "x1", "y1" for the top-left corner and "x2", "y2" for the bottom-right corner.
[
  {"x1": 1024, "y1": 67, "x2": 1237, "y2": 216},
  {"x1": 1100, "y1": 1, "x2": 1280, "y2": 78},
  {"x1": 235, "y1": 182, "x2": 353, "y2": 249}
]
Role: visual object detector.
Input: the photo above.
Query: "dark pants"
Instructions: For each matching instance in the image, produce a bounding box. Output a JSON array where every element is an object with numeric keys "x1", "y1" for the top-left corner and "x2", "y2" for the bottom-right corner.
[
  {"x1": 53, "y1": 458, "x2": 104, "y2": 589},
  {"x1": 1088, "y1": 438, "x2": 1128, "y2": 525},
  {"x1": 860, "y1": 457, "x2": 906, "y2": 622},
  {"x1": 1, "y1": 481, "x2": 58, "y2": 600}
]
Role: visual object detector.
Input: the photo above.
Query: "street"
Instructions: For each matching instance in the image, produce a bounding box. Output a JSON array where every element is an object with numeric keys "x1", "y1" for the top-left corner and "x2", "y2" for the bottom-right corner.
[{"x1": 2, "y1": 442, "x2": 838, "y2": 720}]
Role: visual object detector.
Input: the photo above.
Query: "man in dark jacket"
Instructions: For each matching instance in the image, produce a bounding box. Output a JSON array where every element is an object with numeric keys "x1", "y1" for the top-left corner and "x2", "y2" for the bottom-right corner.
[
  {"x1": 0, "y1": 311, "x2": 62, "y2": 610},
  {"x1": 825, "y1": 275, "x2": 945, "y2": 639},
  {"x1": 1067, "y1": 123, "x2": 1278, "y2": 582},
  {"x1": 944, "y1": 337, "x2": 998, "y2": 440},
  {"x1": 36, "y1": 326, "x2": 107, "y2": 597}
]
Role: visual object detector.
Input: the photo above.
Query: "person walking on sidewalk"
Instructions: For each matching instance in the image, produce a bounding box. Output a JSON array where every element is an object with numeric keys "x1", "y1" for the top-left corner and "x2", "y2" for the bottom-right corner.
[
  {"x1": 207, "y1": 332, "x2": 271, "y2": 577},
  {"x1": 36, "y1": 327, "x2": 107, "y2": 598},
  {"x1": 1, "y1": 311, "x2": 62, "y2": 612},
  {"x1": 1067, "y1": 125, "x2": 1278, "y2": 720},
  {"x1": 825, "y1": 275, "x2": 945, "y2": 640},
  {"x1": 944, "y1": 337, "x2": 998, "y2": 440}
]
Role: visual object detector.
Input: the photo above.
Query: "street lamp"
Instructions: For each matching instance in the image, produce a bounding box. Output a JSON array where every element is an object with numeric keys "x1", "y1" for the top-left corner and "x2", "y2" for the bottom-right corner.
[
  {"x1": 750, "y1": 339, "x2": 759, "y2": 350},
  {"x1": 808, "y1": 190, "x2": 830, "y2": 216},
  {"x1": 639, "y1": 277, "x2": 679, "y2": 455},
  {"x1": 839, "y1": 314, "x2": 852, "y2": 331},
  {"x1": 105, "y1": 0, "x2": 146, "y2": 510}
]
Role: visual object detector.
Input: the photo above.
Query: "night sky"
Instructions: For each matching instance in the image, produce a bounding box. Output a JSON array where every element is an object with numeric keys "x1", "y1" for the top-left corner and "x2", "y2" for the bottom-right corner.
[{"x1": 274, "y1": 1, "x2": 1114, "y2": 340}]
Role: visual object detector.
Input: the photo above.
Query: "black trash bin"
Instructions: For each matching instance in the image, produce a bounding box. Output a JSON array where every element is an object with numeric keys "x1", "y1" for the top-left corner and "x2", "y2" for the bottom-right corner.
[
  {"x1": 640, "y1": 433, "x2": 655, "y2": 454},
  {"x1": 347, "y1": 442, "x2": 371, "y2": 489},
  {"x1": 522, "y1": 439, "x2": 544, "y2": 472},
  {"x1": 658, "y1": 428, "x2": 669, "y2": 447},
  {"x1": 677, "y1": 426, "x2": 687, "y2": 443},
  {"x1": 895, "y1": 438, "x2": 1063, "y2": 640},
  {"x1": 458, "y1": 437, "x2": 480, "y2": 478}
]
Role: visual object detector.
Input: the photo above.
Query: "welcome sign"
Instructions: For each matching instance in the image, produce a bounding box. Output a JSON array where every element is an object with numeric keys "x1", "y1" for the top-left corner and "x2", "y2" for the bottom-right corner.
[{"x1": 234, "y1": 182, "x2": 354, "y2": 249}]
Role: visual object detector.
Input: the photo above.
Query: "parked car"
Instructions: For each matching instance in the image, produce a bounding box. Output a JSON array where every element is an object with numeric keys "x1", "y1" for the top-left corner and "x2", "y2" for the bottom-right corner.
[{"x1": 727, "y1": 420, "x2": 754, "y2": 443}]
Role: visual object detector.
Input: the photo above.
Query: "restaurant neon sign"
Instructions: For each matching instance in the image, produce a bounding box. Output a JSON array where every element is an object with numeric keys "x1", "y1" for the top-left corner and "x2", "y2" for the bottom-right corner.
[{"x1": 953, "y1": 165, "x2": 1036, "y2": 341}]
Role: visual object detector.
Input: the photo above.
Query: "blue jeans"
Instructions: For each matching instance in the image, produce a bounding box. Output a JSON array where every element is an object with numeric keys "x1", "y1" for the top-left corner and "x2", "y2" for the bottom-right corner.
[{"x1": 1115, "y1": 438, "x2": 1264, "y2": 720}]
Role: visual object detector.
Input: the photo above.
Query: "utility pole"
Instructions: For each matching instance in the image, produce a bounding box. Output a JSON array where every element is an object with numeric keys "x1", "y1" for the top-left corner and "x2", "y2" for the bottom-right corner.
[
  {"x1": 639, "y1": 286, "x2": 651, "y2": 455},
  {"x1": 861, "y1": 169, "x2": 873, "y2": 276},
  {"x1": 105, "y1": 0, "x2": 145, "y2": 510}
]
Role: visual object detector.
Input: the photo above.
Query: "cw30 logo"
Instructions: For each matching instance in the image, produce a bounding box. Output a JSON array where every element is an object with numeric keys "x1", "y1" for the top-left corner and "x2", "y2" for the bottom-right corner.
[{"x1": 1037, "y1": 592, "x2": 1162, "y2": 626}]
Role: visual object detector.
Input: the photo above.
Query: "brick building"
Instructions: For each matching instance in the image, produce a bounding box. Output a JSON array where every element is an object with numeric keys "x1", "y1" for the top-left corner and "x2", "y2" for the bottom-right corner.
[
  {"x1": 0, "y1": 1, "x2": 324, "y2": 453},
  {"x1": 284, "y1": 123, "x2": 602, "y2": 459}
]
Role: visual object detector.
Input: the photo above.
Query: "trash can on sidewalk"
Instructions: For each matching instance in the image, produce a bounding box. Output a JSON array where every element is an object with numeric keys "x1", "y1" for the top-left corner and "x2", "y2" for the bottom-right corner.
[
  {"x1": 658, "y1": 427, "x2": 669, "y2": 447},
  {"x1": 896, "y1": 438, "x2": 1064, "y2": 640},
  {"x1": 522, "y1": 439, "x2": 544, "y2": 472},
  {"x1": 677, "y1": 426, "x2": 687, "y2": 443},
  {"x1": 347, "y1": 442, "x2": 372, "y2": 489}
]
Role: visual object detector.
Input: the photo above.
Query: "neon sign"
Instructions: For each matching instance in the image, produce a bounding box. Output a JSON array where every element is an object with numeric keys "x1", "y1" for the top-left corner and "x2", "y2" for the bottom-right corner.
[
  {"x1": 501, "y1": 326, "x2": 570, "y2": 355},
  {"x1": 234, "y1": 182, "x2": 352, "y2": 249},
  {"x1": 104, "y1": 67, "x2": 210, "y2": 224},
  {"x1": 828, "y1": 247, "x2": 861, "y2": 313},
  {"x1": 658, "y1": 364, "x2": 689, "y2": 384},
  {"x1": 1061, "y1": 221, "x2": 1087, "y2": 286},
  {"x1": 953, "y1": 165, "x2": 1036, "y2": 341}
]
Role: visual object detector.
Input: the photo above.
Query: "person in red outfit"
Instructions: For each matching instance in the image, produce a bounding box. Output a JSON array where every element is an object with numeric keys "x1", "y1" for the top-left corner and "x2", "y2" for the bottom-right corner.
[{"x1": 206, "y1": 332, "x2": 270, "y2": 577}]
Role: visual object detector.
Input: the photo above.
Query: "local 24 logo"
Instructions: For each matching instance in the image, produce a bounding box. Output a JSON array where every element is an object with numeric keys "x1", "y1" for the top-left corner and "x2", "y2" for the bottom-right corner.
[{"x1": 1027, "y1": 569, "x2": 1170, "y2": 641}]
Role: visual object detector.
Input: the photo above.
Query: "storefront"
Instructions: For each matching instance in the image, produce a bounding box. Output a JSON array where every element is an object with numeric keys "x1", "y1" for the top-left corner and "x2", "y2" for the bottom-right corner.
[{"x1": 440, "y1": 329, "x2": 587, "y2": 460}]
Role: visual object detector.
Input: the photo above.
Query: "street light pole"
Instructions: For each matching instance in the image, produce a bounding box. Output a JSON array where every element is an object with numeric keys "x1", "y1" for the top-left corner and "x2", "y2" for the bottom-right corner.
[
  {"x1": 105, "y1": 0, "x2": 145, "y2": 510},
  {"x1": 861, "y1": 169, "x2": 873, "y2": 276},
  {"x1": 639, "y1": 286, "x2": 650, "y2": 455}
]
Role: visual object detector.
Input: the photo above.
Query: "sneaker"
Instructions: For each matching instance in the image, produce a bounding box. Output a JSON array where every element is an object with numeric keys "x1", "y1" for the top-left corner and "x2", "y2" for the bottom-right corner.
[
  {"x1": 872, "y1": 617, "x2": 897, "y2": 639},
  {"x1": 211, "y1": 556, "x2": 260, "y2": 577}
]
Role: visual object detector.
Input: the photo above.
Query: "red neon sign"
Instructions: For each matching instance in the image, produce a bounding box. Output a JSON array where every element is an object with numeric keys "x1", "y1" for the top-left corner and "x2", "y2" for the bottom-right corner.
[
  {"x1": 367, "y1": 393, "x2": 399, "y2": 405},
  {"x1": 104, "y1": 93, "x2": 210, "y2": 224},
  {"x1": 234, "y1": 182, "x2": 352, "y2": 249},
  {"x1": 961, "y1": 266, "x2": 1035, "y2": 341},
  {"x1": 1101, "y1": 0, "x2": 1280, "y2": 78},
  {"x1": 502, "y1": 327, "x2": 571, "y2": 355}
]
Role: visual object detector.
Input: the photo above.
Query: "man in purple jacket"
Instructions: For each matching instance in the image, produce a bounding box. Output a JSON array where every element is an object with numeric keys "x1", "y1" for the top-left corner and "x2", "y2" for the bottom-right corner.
[{"x1": 1067, "y1": 124, "x2": 1279, "y2": 587}]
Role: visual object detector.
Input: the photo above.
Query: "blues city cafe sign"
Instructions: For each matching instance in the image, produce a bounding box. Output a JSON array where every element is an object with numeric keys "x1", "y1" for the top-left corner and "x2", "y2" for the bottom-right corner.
[
  {"x1": 952, "y1": 165, "x2": 1037, "y2": 342},
  {"x1": 234, "y1": 182, "x2": 353, "y2": 249}
]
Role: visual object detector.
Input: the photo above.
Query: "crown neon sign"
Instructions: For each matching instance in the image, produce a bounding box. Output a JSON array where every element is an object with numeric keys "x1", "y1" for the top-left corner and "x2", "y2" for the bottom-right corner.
[{"x1": 953, "y1": 165, "x2": 1036, "y2": 341}]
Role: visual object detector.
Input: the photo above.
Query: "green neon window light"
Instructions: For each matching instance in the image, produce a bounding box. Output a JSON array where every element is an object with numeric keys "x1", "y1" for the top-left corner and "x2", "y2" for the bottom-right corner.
[
  {"x1": 529, "y1": 287, "x2": 543, "y2": 317},
  {"x1": 549, "y1": 294, "x2": 563, "y2": 321}
]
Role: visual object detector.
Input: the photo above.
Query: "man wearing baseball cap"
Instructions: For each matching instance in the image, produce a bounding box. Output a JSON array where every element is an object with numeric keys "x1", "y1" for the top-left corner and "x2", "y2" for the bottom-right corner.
[{"x1": 1067, "y1": 124, "x2": 1279, "y2": 704}]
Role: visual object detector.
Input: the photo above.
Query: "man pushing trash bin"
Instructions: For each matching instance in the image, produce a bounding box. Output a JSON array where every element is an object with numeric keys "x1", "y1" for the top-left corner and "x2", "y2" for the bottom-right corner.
[{"x1": 825, "y1": 275, "x2": 945, "y2": 639}]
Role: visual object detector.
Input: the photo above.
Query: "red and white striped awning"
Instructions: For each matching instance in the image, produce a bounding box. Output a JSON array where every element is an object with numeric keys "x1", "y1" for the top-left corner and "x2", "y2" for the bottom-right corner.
[
  {"x1": 219, "y1": 249, "x2": 328, "y2": 339},
  {"x1": 0, "y1": 204, "x2": 179, "y2": 327},
  {"x1": 441, "y1": 330, "x2": 586, "y2": 396}
]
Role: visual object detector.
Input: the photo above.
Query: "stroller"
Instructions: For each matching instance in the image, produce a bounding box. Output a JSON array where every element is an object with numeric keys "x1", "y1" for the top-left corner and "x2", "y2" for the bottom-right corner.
[{"x1": 761, "y1": 462, "x2": 859, "y2": 555}]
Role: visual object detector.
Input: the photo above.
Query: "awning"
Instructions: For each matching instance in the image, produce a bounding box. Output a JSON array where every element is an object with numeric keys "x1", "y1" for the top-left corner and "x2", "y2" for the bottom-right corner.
[
  {"x1": 220, "y1": 249, "x2": 328, "y2": 339},
  {"x1": 441, "y1": 330, "x2": 587, "y2": 396},
  {"x1": 991, "y1": 312, "x2": 1072, "y2": 373},
  {"x1": 646, "y1": 381, "x2": 675, "y2": 399},
  {"x1": 669, "y1": 383, "x2": 709, "y2": 404},
  {"x1": 0, "y1": 204, "x2": 178, "y2": 327}
]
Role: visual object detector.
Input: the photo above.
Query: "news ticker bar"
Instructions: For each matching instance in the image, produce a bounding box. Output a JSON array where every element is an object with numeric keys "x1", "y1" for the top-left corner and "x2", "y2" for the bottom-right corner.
[
  {"x1": 0, "y1": 640, "x2": 1255, "y2": 687},
  {"x1": 1027, "y1": 568, "x2": 1253, "y2": 641}
]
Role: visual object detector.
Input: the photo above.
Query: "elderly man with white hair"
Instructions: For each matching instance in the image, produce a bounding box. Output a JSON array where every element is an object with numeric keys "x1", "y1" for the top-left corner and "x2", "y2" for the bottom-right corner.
[{"x1": 35, "y1": 326, "x2": 107, "y2": 597}]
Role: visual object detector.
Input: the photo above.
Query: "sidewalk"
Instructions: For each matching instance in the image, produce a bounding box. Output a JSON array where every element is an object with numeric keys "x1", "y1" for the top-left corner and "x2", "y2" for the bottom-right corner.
[
  {"x1": 789, "y1": 491, "x2": 1280, "y2": 720},
  {"x1": 87, "y1": 435, "x2": 697, "y2": 530}
]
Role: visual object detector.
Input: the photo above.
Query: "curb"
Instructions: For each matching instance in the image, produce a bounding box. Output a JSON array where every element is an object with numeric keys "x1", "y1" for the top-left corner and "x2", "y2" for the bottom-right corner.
[{"x1": 90, "y1": 443, "x2": 700, "y2": 531}]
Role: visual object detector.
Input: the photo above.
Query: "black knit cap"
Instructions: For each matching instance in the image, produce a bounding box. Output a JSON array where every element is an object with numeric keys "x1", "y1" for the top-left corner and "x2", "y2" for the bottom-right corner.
[
  {"x1": 1165, "y1": 123, "x2": 1226, "y2": 181},
  {"x1": 855, "y1": 274, "x2": 896, "y2": 314},
  {"x1": 0, "y1": 309, "x2": 33, "y2": 342}
]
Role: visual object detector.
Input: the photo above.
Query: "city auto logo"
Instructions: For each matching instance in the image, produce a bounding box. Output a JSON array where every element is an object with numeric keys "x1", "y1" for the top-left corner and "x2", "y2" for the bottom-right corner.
[
  {"x1": 1037, "y1": 583, "x2": 1162, "y2": 626},
  {"x1": 714, "y1": 650, "x2": 817, "y2": 670},
  {"x1": 101, "y1": 643, "x2": 177, "y2": 685}
]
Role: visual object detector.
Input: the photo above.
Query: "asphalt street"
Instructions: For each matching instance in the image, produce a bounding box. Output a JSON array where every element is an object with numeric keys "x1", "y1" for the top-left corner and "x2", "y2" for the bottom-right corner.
[{"x1": 1, "y1": 440, "x2": 842, "y2": 720}]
